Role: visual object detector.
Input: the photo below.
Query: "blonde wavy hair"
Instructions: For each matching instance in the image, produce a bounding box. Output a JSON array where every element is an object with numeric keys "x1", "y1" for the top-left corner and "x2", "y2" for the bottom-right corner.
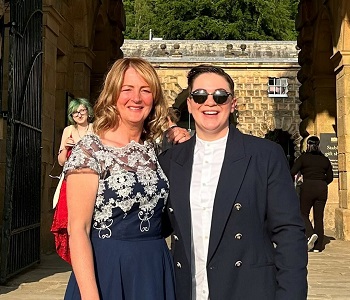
[{"x1": 93, "y1": 57, "x2": 168, "y2": 141}]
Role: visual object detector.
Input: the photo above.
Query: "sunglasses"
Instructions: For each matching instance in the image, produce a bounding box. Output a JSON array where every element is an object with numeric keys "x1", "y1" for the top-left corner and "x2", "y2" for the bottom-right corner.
[{"x1": 190, "y1": 89, "x2": 232, "y2": 104}]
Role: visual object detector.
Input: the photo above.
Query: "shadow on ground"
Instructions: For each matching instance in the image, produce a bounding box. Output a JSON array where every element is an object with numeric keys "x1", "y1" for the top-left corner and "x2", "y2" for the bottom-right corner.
[
  {"x1": 323, "y1": 234, "x2": 336, "y2": 249},
  {"x1": 0, "y1": 253, "x2": 71, "y2": 295}
]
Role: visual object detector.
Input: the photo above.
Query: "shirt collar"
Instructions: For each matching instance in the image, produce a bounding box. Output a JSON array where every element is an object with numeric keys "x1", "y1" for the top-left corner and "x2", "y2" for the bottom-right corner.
[{"x1": 194, "y1": 130, "x2": 229, "y2": 153}]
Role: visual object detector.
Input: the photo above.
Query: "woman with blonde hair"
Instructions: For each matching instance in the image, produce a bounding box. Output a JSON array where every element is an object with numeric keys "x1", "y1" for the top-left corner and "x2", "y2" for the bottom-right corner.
[{"x1": 63, "y1": 58, "x2": 178, "y2": 299}]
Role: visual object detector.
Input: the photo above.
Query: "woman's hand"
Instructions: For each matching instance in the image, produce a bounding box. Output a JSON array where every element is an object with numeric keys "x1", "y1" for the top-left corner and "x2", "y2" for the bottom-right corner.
[
  {"x1": 166, "y1": 127, "x2": 191, "y2": 144},
  {"x1": 64, "y1": 137, "x2": 75, "y2": 149}
]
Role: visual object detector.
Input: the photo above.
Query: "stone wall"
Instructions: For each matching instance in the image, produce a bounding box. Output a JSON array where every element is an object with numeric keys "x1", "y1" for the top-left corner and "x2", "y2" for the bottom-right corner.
[
  {"x1": 121, "y1": 40, "x2": 299, "y2": 60},
  {"x1": 123, "y1": 40, "x2": 303, "y2": 153}
]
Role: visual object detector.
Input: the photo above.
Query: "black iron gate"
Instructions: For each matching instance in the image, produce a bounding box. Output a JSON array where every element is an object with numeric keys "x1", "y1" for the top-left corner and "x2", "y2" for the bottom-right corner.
[{"x1": 0, "y1": 0, "x2": 42, "y2": 283}]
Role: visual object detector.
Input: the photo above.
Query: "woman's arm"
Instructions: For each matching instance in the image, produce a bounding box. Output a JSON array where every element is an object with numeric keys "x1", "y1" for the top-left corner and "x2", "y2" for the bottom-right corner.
[
  {"x1": 58, "y1": 126, "x2": 74, "y2": 166},
  {"x1": 290, "y1": 155, "x2": 302, "y2": 177},
  {"x1": 325, "y1": 160, "x2": 334, "y2": 184},
  {"x1": 266, "y1": 145, "x2": 307, "y2": 299},
  {"x1": 67, "y1": 171, "x2": 99, "y2": 300}
]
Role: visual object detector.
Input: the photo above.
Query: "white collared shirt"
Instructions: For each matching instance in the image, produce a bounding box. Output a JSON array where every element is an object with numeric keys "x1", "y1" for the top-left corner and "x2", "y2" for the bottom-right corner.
[{"x1": 190, "y1": 132, "x2": 228, "y2": 300}]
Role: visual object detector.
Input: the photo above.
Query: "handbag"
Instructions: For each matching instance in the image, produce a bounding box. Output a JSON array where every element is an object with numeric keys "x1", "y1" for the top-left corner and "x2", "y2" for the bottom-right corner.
[
  {"x1": 294, "y1": 172, "x2": 303, "y2": 188},
  {"x1": 52, "y1": 173, "x2": 64, "y2": 208},
  {"x1": 50, "y1": 126, "x2": 72, "y2": 208},
  {"x1": 49, "y1": 157, "x2": 63, "y2": 209}
]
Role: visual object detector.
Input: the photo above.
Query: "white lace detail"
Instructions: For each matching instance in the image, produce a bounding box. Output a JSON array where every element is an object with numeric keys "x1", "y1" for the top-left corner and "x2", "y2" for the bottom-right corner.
[{"x1": 63, "y1": 134, "x2": 169, "y2": 239}]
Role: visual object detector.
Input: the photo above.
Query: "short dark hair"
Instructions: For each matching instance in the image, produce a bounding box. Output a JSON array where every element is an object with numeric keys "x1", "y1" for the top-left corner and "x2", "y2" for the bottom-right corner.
[
  {"x1": 306, "y1": 136, "x2": 321, "y2": 153},
  {"x1": 187, "y1": 65, "x2": 235, "y2": 96},
  {"x1": 307, "y1": 136, "x2": 320, "y2": 145}
]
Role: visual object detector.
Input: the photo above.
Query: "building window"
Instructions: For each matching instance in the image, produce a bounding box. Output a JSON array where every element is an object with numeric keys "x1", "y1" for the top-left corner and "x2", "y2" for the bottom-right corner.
[{"x1": 268, "y1": 77, "x2": 288, "y2": 97}]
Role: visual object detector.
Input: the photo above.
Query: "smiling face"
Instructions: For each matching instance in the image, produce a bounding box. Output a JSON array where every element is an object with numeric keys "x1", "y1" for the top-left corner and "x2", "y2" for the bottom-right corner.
[
  {"x1": 72, "y1": 104, "x2": 89, "y2": 126},
  {"x1": 116, "y1": 67, "x2": 154, "y2": 130},
  {"x1": 187, "y1": 72, "x2": 236, "y2": 141}
]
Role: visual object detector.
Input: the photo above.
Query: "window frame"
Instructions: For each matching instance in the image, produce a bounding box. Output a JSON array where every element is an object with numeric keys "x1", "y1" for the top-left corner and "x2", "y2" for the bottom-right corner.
[{"x1": 268, "y1": 77, "x2": 288, "y2": 98}]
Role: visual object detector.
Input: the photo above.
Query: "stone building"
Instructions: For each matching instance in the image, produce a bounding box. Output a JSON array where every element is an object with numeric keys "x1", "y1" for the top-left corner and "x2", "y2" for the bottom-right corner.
[{"x1": 122, "y1": 39, "x2": 302, "y2": 142}]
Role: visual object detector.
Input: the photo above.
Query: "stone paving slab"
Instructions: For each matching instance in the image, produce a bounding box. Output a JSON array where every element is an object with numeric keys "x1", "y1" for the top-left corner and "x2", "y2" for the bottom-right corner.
[
  {"x1": 0, "y1": 253, "x2": 71, "y2": 300},
  {"x1": 0, "y1": 233, "x2": 349, "y2": 299},
  {"x1": 307, "y1": 235, "x2": 350, "y2": 300}
]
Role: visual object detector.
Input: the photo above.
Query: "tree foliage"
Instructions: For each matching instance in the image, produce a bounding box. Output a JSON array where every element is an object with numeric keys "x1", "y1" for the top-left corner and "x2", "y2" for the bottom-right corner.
[{"x1": 123, "y1": 0, "x2": 299, "y2": 40}]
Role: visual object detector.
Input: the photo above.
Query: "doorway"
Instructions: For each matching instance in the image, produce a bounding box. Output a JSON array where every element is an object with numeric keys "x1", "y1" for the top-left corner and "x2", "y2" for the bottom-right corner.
[{"x1": 265, "y1": 129, "x2": 295, "y2": 168}]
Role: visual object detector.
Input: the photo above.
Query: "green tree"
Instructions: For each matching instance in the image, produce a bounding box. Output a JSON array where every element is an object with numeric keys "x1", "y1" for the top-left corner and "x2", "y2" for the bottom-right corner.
[
  {"x1": 123, "y1": 0, "x2": 298, "y2": 40},
  {"x1": 124, "y1": 0, "x2": 156, "y2": 39}
]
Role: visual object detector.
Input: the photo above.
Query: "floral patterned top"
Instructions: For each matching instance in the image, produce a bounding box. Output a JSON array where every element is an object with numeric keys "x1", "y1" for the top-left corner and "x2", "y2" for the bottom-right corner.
[{"x1": 63, "y1": 134, "x2": 169, "y2": 241}]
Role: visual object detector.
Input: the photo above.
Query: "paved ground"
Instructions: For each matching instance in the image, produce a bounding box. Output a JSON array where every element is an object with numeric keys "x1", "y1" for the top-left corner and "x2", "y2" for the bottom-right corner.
[
  {"x1": 0, "y1": 233, "x2": 349, "y2": 299},
  {"x1": 307, "y1": 234, "x2": 350, "y2": 300}
]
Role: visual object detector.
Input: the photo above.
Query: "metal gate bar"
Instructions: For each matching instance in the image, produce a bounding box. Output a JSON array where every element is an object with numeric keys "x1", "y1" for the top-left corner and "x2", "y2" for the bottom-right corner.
[{"x1": 1, "y1": 0, "x2": 42, "y2": 283}]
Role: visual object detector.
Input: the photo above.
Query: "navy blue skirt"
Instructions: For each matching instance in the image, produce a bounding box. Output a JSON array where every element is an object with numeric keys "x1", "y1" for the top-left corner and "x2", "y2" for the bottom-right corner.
[{"x1": 64, "y1": 238, "x2": 176, "y2": 300}]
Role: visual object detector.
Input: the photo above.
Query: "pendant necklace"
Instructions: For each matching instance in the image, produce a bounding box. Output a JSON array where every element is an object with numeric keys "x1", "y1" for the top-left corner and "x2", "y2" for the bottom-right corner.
[{"x1": 77, "y1": 124, "x2": 89, "y2": 139}]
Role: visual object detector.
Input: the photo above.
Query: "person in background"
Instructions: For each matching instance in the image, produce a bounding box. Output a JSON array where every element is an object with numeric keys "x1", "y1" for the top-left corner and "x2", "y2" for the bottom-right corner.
[
  {"x1": 159, "y1": 64, "x2": 307, "y2": 300},
  {"x1": 51, "y1": 97, "x2": 94, "y2": 264},
  {"x1": 161, "y1": 106, "x2": 182, "y2": 152},
  {"x1": 291, "y1": 135, "x2": 333, "y2": 252},
  {"x1": 63, "y1": 57, "x2": 189, "y2": 299},
  {"x1": 57, "y1": 98, "x2": 94, "y2": 166}
]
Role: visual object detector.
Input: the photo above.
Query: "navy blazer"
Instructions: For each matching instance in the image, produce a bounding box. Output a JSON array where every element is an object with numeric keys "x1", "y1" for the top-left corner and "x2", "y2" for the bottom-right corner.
[{"x1": 159, "y1": 125, "x2": 308, "y2": 300}]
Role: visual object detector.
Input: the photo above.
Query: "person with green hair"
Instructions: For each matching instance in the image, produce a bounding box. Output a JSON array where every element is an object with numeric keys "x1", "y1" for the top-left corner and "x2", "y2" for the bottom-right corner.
[
  {"x1": 51, "y1": 97, "x2": 94, "y2": 264},
  {"x1": 58, "y1": 98, "x2": 94, "y2": 166}
]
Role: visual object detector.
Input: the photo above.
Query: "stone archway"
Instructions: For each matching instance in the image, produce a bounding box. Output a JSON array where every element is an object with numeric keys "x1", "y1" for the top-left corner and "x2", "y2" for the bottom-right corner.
[
  {"x1": 297, "y1": 1, "x2": 344, "y2": 236},
  {"x1": 90, "y1": 0, "x2": 125, "y2": 103},
  {"x1": 311, "y1": 12, "x2": 338, "y2": 233},
  {"x1": 311, "y1": 9, "x2": 337, "y2": 135},
  {"x1": 265, "y1": 129, "x2": 296, "y2": 168},
  {"x1": 297, "y1": 3, "x2": 336, "y2": 137}
]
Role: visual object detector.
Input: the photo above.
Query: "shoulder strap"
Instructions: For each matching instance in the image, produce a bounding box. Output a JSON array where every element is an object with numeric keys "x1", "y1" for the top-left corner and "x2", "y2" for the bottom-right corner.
[{"x1": 48, "y1": 159, "x2": 61, "y2": 179}]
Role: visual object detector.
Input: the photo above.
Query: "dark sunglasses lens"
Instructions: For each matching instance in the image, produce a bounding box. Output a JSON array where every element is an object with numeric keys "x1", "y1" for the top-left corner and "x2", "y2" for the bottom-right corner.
[
  {"x1": 191, "y1": 89, "x2": 231, "y2": 104},
  {"x1": 213, "y1": 95, "x2": 229, "y2": 104},
  {"x1": 213, "y1": 91, "x2": 230, "y2": 104},
  {"x1": 192, "y1": 91, "x2": 208, "y2": 104}
]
